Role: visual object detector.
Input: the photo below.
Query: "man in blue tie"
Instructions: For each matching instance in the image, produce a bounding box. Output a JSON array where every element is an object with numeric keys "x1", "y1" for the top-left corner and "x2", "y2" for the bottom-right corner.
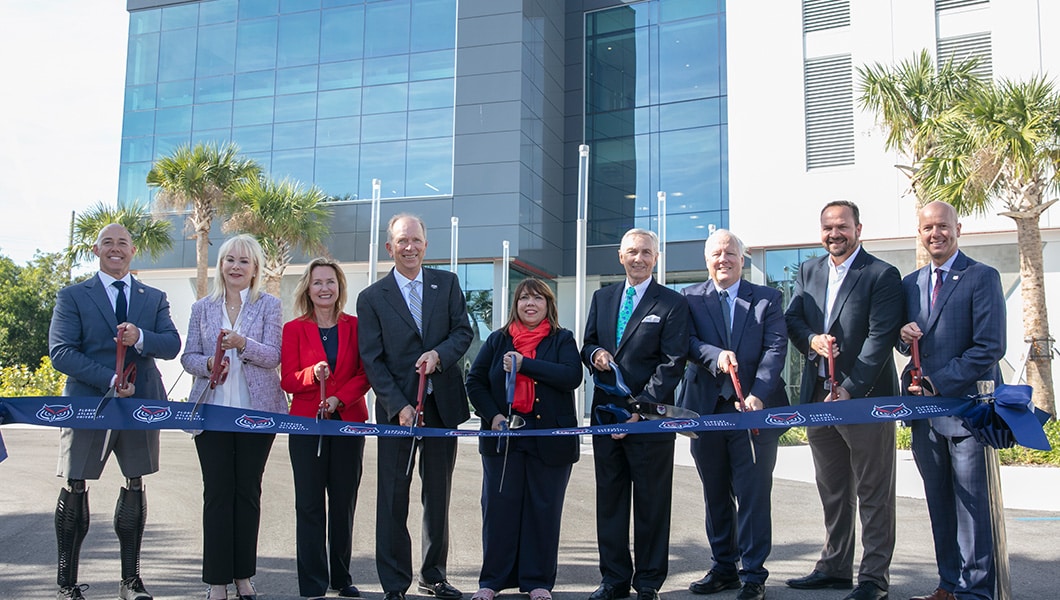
[
  {"x1": 582, "y1": 228, "x2": 689, "y2": 600},
  {"x1": 679, "y1": 230, "x2": 789, "y2": 600},
  {"x1": 899, "y1": 201, "x2": 1005, "y2": 600}
]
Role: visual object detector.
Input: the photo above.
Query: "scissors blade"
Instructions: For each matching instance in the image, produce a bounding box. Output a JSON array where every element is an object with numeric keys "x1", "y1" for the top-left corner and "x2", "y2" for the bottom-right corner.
[{"x1": 94, "y1": 386, "x2": 117, "y2": 419}]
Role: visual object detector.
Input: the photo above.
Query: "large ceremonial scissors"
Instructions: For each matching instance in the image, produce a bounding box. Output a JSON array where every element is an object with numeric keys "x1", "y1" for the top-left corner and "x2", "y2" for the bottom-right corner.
[
  {"x1": 94, "y1": 323, "x2": 138, "y2": 459},
  {"x1": 189, "y1": 331, "x2": 230, "y2": 418},
  {"x1": 728, "y1": 364, "x2": 758, "y2": 464},
  {"x1": 405, "y1": 363, "x2": 428, "y2": 476}
]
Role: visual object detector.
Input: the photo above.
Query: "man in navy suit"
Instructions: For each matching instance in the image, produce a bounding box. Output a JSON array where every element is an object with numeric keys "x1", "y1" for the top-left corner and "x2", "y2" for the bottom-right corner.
[
  {"x1": 784, "y1": 201, "x2": 902, "y2": 600},
  {"x1": 48, "y1": 223, "x2": 181, "y2": 600},
  {"x1": 357, "y1": 214, "x2": 473, "y2": 600},
  {"x1": 582, "y1": 228, "x2": 689, "y2": 600},
  {"x1": 899, "y1": 201, "x2": 1005, "y2": 600},
  {"x1": 679, "y1": 230, "x2": 788, "y2": 600}
]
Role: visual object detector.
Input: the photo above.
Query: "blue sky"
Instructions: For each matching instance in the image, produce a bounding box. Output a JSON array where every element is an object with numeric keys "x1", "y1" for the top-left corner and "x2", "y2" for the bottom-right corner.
[{"x1": 0, "y1": 1, "x2": 129, "y2": 265}]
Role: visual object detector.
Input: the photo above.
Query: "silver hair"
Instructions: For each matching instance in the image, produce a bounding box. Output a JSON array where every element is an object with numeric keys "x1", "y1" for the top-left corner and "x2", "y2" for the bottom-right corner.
[
  {"x1": 704, "y1": 228, "x2": 746, "y2": 256},
  {"x1": 620, "y1": 228, "x2": 659, "y2": 254}
]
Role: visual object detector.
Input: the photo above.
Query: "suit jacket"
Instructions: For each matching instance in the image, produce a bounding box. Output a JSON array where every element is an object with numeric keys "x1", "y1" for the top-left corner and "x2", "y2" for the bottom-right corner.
[
  {"x1": 679, "y1": 280, "x2": 789, "y2": 415},
  {"x1": 785, "y1": 248, "x2": 902, "y2": 403},
  {"x1": 356, "y1": 267, "x2": 473, "y2": 427},
  {"x1": 898, "y1": 251, "x2": 1005, "y2": 435},
  {"x1": 180, "y1": 293, "x2": 287, "y2": 415},
  {"x1": 581, "y1": 279, "x2": 689, "y2": 426},
  {"x1": 466, "y1": 327, "x2": 583, "y2": 466},
  {"x1": 281, "y1": 312, "x2": 371, "y2": 421},
  {"x1": 49, "y1": 273, "x2": 181, "y2": 400}
]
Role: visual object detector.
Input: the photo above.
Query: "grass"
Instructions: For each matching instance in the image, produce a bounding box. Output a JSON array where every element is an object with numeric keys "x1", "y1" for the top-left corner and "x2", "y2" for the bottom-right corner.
[{"x1": 777, "y1": 420, "x2": 1060, "y2": 466}]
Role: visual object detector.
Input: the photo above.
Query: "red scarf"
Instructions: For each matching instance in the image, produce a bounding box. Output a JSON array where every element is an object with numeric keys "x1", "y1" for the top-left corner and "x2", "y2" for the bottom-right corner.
[{"x1": 508, "y1": 319, "x2": 550, "y2": 412}]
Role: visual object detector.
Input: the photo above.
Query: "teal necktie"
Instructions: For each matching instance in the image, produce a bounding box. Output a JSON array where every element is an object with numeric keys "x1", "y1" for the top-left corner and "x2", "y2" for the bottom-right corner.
[{"x1": 616, "y1": 286, "x2": 636, "y2": 342}]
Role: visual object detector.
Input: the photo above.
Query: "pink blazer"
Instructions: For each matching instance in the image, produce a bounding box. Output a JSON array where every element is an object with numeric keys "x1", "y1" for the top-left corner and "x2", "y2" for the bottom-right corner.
[
  {"x1": 180, "y1": 293, "x2": 288, "y2": 414},
  {"x1": 280, "y1": 313, "x2": 370, "y2": 421}
]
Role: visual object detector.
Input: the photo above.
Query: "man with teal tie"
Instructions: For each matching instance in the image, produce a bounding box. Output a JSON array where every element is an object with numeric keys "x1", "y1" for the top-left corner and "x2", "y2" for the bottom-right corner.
[{"x1": 582, "y1": 228, "x2": 689, "y2": 600}]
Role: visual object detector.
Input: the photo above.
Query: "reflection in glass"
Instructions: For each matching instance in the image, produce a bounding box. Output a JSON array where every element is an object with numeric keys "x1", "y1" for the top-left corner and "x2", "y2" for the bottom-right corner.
[
  {"x1": 197, "y1": 23, "x2": 236, "y2": 78},
  {"x1": 278, "y1": 11, "x2": 320, "y2": 68},
  {"x1": 274, "y1": 121, "x2": 316, "y2": 150},
  {"x1": 193, "y1": 102, "x2": 233, "y2": 131},
  {"x1": 237, "y1": 18, "x2": 278, "y2": 72},
  {"x1": 321, "y1": 6, "x2": 364, "y2": 63}
]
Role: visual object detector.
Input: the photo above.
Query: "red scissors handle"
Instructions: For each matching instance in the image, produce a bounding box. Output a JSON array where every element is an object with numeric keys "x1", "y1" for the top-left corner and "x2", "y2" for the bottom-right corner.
[
  {"x1": 909, "y1": 337, "x2": 923, "y2": 394},
  {"x1": 413, "y1": 363, "x2": 427, "y2": 428},
  {"x1": 115, "y1": 324, "x2": 137, "y2": 391},
  {"x1": 729, "y1": 365, "x2": 759, "y2": 435},
  {"x1": 208, "y1": 331, "x2": 229, "y2": 389},
  {"x1": 826, "y1": 343, "x2": 838, "y2": 401}
]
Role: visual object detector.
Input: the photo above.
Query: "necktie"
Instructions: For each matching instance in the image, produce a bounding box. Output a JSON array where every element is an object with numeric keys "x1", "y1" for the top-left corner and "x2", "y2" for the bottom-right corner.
[
  {"x1": 616, "y1": 286, "x2": 636, "y2": 342},
  {"x1": 931, "y1": 268, "x2": 946, "y2": 309},
  {"x1": 113, "y1": 280, "x2": 128, "y2": 323},
  {"x1": 720, "y1": 290, "x2": 732, "y2": 348},
  {"x1": 407, "y1": 280, "x2": 423, "y2": 334}
]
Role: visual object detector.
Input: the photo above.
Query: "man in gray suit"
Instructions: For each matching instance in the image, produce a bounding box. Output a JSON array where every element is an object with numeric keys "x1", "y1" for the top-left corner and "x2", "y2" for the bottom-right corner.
[
  {"x1": 357, "y1": 214, "x2": 473, "y2": 600},
  {"x1": 899, "y1": 201, "x2": 1005, "y2": 600},
  {"x1": 48, "y1": 223, "x2": 181, "y2": 600},
  {"x1": 784, "y1": 201, "x2": 902, "y2": 600}
]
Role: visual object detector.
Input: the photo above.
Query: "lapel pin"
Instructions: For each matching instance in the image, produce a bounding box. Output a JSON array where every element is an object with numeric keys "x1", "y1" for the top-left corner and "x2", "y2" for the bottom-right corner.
[
  {"x1": 430, "y1": 284, "x2": 438, "y2": 289},
  {"x1": 138, "y1": 288, "x2": 144, "y2": 294}
]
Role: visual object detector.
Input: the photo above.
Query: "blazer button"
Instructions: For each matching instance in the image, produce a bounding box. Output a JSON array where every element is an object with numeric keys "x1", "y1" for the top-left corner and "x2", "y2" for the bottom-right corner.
[
  {"x1": 536, "y1": 415, "x2": 541, "y2": 420},
  {"x1": 535, "y1": 398, "x2": 540, "y2": 403}
]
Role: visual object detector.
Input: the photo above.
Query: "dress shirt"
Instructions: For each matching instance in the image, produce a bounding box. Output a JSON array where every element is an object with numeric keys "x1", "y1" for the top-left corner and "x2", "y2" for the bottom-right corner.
[
  {"x1": 818, "y1": 245, "x2": 861, "y2": 377},
  {"x1": 714, "y1": 279, "x2": 740, "y2": 336},
  {"x1": 216, "y1": 287, "x2": 252, "y2": 409},
  {"x1": 97, "y1": 271, "x2": 144, "y2": 352}
]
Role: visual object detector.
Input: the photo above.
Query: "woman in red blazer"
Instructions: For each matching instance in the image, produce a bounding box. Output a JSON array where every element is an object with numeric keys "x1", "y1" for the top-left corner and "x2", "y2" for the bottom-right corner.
[{"x1": 280, "y1": 257, "x2": 371, "y2": 600}]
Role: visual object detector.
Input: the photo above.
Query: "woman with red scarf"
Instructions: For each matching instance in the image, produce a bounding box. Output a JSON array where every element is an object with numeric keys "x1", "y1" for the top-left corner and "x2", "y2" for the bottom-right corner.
[{"x1": 465, "y1": 278, "x2": 583, "y2": 600}]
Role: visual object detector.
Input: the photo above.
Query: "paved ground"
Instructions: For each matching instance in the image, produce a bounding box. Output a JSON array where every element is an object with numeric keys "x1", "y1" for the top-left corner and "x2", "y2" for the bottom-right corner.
[{"x1": 1, "y1": 426, "x2": 1058, "y2": 600}]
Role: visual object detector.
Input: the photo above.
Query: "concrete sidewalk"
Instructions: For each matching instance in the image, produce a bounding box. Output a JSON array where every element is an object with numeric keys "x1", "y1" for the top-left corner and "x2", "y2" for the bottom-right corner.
[{"x1": 1, "y1": 426, "x2": 1058, "y2": 600}]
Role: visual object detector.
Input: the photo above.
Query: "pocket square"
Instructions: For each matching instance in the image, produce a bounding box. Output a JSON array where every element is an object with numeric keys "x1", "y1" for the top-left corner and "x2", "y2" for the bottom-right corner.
[{"x1": 641, "y1": 314, "x2": 661, "y2": 323}]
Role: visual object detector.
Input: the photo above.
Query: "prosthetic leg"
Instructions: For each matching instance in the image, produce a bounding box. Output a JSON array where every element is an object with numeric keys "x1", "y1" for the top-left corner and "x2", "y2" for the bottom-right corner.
[
  {"x1": 115, "y1": 478, "x2": 152, "y2": 600},
  {"x1": 55, "y1": 480, "x2": 90, "y2": 599}
]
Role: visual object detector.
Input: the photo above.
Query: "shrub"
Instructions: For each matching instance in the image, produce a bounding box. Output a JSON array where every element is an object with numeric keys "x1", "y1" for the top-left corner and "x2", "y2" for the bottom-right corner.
[{"x1": 0, "y1": 357, "x2": 66, "y2": 397}]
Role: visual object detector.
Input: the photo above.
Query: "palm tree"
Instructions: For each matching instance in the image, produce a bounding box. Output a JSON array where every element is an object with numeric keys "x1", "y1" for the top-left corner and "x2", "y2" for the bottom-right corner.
[
  {"x1": 224, "y1": 177, "x2": 332, "y2": 296},
  {"x1": 918, "y1": 76, "x2": 1060, "y2": 415},
  {"x1": 146, "y1": 142, "x2": 261, "y2": 298},
  {"x1": 68, "y1": 201, "x2": 174, "y2": 280},
  {"x1": 857, "y1": 49, "x2": 984, "y2": 267}
]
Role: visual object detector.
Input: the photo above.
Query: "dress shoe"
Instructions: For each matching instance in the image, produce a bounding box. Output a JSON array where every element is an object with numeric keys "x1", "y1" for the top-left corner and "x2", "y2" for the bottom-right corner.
[
  {"x1": 909, "y1": 589, "x2": 955, "y2": 600},
  {"x1": 785, "y1": 570, "x2": 853, "y2": 590},
  {"x1": 336, "y1": 584, "x2": 361, "y2": 598},
  {"x1": 418, "y1": 580, "x2": 463, "y2": 599},
  {"x1": 587, "y1": 583, "x2": 631, "y2": 600},
  {"x1": 119, "y1": 577, "x2": 153, "y2": 600},
  {"x1": 384, "y1": 591, "x2": 407, "y2": 600},
  {"x1": 689, "y1": 571, "x2": 741, "y2": 595},
  {"x1": 736, "y1": 583, "x2": 765, "y2": 600},
  {"x1": 636, "y1": 588, "x2": 658, "y2": 600},
  {"x1": 57, "y1": 585, "x2": 89, "y2": 600},
  {"x1": 842, "y1": 582, "x2": 888, "y2": 600}
]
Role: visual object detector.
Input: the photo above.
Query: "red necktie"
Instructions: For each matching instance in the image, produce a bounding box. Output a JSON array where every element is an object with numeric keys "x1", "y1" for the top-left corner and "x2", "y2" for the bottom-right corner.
[{"x1": 931, "y1": 268, "x2": 946, "y2": 309}]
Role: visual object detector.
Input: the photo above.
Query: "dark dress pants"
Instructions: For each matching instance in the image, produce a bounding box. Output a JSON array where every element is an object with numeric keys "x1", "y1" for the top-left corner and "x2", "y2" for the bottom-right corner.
[
  {"x1": 289, "y1": 433, "x2": 365, "y2": 597},
  {"x1": 690, "y1": 427, "x2": 780, "y2": 585},
  {"x1": 592, "y1": 433, "x2": 675, "y2": 592},
  {"x1": 194, "y1": 430, "x2": 275, "y2": 585},
  {"x1": 479, "y1": 441, "x2": 572, "y2": 592}
]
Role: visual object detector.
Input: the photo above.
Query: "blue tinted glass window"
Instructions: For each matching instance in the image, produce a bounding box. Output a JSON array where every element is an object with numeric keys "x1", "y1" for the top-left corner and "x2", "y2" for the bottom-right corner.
[
  {"x1": 119, "y1": 162, "x2": 154, "y2": 205},
  {"x1": 122, "y1": 110, "x2": 155, "y2": 138},
  {"x1": 281, "y1": 0, "x2": 322, "y2": 13},
  {"x1": 191, "y1": 129, "x2": 234, "y2": 146},
  {"x1": 365, "y1": 0, "x2": 410, "y2": 58},
  {"x1": 364, "y1": 55, "x2": 409, "y2": 85},
  {"x1": 159, "y1": 29, "x2": 197, "y2": 81},
  {"x1": 155, "y1": 106, "x2": 192, "y2": 134},
  {"x1": 235, "y1": 71, "x2": 276, "y2": 99},
  {"x1": 237, "y1": 18, "x2": 278, "y2": 71},
  {"x1": 410, "y1": 0, "x2": 455, "y2": 52},
  {"x1": 158, "y1": 80, "x2": 195, "y2": 107},
  {"x1": 406, "y1": 137, "x2": 452, "y2": 195},
  {"x1": 407, "y1": 108, "x2": 451, "y2": 139},
  {"x1": 316, "y1": 116, "x2": 360, "y2": 146},
  {"x1": 160, "y1": 3, "x2": 198, "y2": 30},
  {"x1": 197, "y1": 23, "x2": 236, "y2": 77},
  {"x1": 272, "y1": 148, "x2": 315, "y2": 182},
  {"x1": 409, "y1": 50, "x2": 453, "y2": 81},
  {"x1": 127, "y1": 33, "x2": 159, "y2": 86},
  {"x1": 275, "y1": 92, "x2": 317, "y2": 122},
  {"x1": 233, "y1": 97, "x2": 275, "y2": 126},
  {"x1": 155, "y1": 133, "x2": 191, "y2": 158},
  {"x1": 319, "y1": 60, "x2": 362, "y2": 90},
  {"x1": 121, "y1": 137, "x2": 154, "y2": 163},
  {"x1": 277, "y1": 65, "x2": 318, "y2": 94},
  {"x1": 658, "y1": 18, "x2": 720, "y2": 103},
  {"x1": 658, "y1": 98, "x2": 720, "y2": 132},
  {"x1": 193, "y1": 102, "x2": 233, "y2": 131},
  {"x1": 200, "y1": 0, "x2": 237, "y2": 25},
  {"x1": 360, "y1": 141, "x2": 406, "y2": 198},
  {"x1": 408, "y1": 79, "x2": 452, "y2": 110},
  {"x1": 240, "y1": 0, "x2": 279, "y2": 19},
  {"x1": 126, "y1": 85, "x2": 156, "y2": 111},
  {"x1": 130, "y1": 10, "x2": 161, "y2": 35},
  {"x1": 274, "y1": 121, "x2": 316, "y2": 149},
  {"x1": 321, "y1": 6, "x2": 364, "y2": 63},
  {"x1": 324, "y1": 0, "x2": 360, "y2": 6},
  {"x1": 196, "y1": 75, "x2": 234, "y2": 103},
  {"x1": 659, "y1": 0, "x2": 717, "y2": 21},
  {"x1": 361, "y1": 112, "x2": 407, "y2": 142},
  {"x1": 318, "y1": 89, "x2": 361, "y2": 118},
  {"x1": 660, "y1": 126, "x2": 721, "y2": 211},
  {"x1": 362, "y1": 83, "x2": 407, "y2": 114},
  {"x1": 232, "y1": 124, "x2": 274, "y2": 152},
  {"x1": 315, "y1": 145, "x2": 360, "y2": 197},
  {"x1": 278, "y1": 12, "x2": 320, "y2": 67}
]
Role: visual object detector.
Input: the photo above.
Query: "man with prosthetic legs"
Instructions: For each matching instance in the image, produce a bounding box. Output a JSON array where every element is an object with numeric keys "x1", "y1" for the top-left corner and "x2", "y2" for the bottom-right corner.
[{"x1": 49, "y1": 224, "x2": 181, "y2": 600}]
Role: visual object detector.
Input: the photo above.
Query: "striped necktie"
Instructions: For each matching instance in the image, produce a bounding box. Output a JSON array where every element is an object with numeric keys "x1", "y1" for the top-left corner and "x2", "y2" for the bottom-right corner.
[{"x1": 407, "y1": 280, "x2": 423, "y2": 334}]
